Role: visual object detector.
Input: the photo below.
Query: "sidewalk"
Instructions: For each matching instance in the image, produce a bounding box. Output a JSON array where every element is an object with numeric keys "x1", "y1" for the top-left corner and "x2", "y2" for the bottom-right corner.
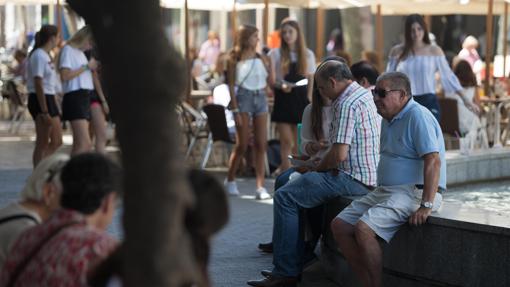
[{"x1": 0, "y1": 120, "x2": 336, "y2": 286}]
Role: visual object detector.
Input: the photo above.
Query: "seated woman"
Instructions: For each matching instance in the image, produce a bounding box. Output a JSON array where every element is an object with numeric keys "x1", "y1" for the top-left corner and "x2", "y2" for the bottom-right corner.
[
  {"x1": 258, "y1": 79, "x2": 333, "y2": 253},
  {"x1": 0, "y1": 153, "x2": 69, "y2": 268}
]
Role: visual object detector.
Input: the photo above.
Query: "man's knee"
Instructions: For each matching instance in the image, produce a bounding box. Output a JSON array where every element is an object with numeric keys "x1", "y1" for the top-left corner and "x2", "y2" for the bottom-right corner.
[
  {"x1": 354, "y1": 221, "x2": 377, "y2": 243},
  {"x1": 331, "y1": 217, "x2": 354, "y2": 239}
]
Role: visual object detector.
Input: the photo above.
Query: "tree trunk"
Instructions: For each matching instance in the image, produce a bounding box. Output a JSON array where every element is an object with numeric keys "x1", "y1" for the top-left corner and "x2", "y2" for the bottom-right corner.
[{"x1": 67, "y1": 1, "x2": 199, "y2": 286}]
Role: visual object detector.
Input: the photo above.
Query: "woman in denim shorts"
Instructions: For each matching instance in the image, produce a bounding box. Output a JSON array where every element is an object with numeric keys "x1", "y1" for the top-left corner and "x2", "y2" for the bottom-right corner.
[{"x1": 225, "y1": 24, "x2": 273, "y2": 200}]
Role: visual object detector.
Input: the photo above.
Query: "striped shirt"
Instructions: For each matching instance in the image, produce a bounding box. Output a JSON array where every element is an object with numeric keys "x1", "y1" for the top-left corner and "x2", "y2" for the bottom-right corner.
[
  {"x1": 386, "y1": 55, "x2": 463, "y2": 96},
  {"x1": 329, "y1": 81, "x2": 380, "y2": 186}
]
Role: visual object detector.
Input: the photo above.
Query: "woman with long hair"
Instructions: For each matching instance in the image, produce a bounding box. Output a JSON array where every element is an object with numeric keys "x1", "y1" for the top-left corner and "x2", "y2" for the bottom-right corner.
[
  {"x1": 225, "y1": 24, "x2": 273, "y2": 200},
  {"x1": 258, "y1": 78, "x2": 332, "y2": 254},
  {"x1": 58, "y1": 26, "x2": 99, "y2": 155},
  {"x1": 26, "y1": 25, "x2": 63, "y2": 166},
  {"x1": 446, "y1": 59, "x2": 482, "y2": 134},
  {"x1": 269, "y1": 18, "x2": 316, "y2": 174},
  {"x1": 387, "y1": 14, "x2": 478, "y2": 121}
]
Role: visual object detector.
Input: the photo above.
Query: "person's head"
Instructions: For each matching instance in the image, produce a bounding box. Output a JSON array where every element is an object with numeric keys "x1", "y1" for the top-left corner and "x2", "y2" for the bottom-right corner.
[
  {"x1": 361, "y1": 50, "x2": 381, "y2": 71},
  {"x1": 21, "y1": 153, "x2": 70, "y2": 219},
  {"x1": 405, "y1": 14, "x2": 430, "y2": 46},
  {"x1": 314, "y1": 59, "x2": 353, "y2": 101},
  {"x1": 30, "y1": 25, "x2": 58, "y2": 56},
  {"x1": 462, "y1": 35, "x2": 479, "y2": 50},
  {"x1": 454, "y1": 59, "x2": 477, "y2": 87},
  {"x1": 14, "y1": 49, "x2": 27, "y2": 63},
  {"x1": 334, "y1": 50, "x2": 352, "y2": 67},
  {"x1": 207, "y1": 30, "x2": 218, "y2": 41},
  {"x1": 279, "y1": 18, "x2": 308, "y2": 76},
  {"x1": 67, "y1": 25, "x2": 94, "y2": 51},
  {"x1": 235, "y1": 24, "x2": 259, "y2": 55},
  {"x1": 350, "y1": 61, "x2": 380, "y2": 89},
  {"x1": 60, "y1": 153, "x2": 121, "y2": 230},
  {"x1": 373, "y1": 72, "x2": 412, "y2": 120}
]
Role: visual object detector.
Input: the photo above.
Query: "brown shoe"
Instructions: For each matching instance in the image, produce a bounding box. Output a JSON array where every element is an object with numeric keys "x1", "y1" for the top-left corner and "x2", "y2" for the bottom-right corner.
[
  {"x1": 247, "y1": 275, "x2": 297, "y2": 287},
  {"x1": 258, "y1": 242, "x2": 273, "y2": 253}
]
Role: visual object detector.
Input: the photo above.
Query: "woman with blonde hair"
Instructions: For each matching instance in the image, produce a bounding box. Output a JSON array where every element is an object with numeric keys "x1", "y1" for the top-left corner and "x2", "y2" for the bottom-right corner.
[
  {"x1": 269, "y1": 18, "x2": 316, "y2": 174},
  {"x1": 225, "y1": 24, "x2": 273, "y2": 200},
  {"x1": 58, "y1": 26, "x2": 103, "y2": 154}
]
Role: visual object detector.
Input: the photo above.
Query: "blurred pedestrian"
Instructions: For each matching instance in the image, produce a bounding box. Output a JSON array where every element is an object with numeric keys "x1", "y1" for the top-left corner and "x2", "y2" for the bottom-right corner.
[
  {"x1": 387, "y1": 14, "x2": 478, "y2": 122},
  {"x1": 58, "y1": 26, "x2": 99, "y2": 155},
  {"x1": 269, "y1": 18, "x2": 316, "y2": 174},
  {"x1": 26, "y1": 25, "x2": 63, "y2": 166},
  {"x1": 225, "y1": 25, "x2": 273, "y2": 200}
]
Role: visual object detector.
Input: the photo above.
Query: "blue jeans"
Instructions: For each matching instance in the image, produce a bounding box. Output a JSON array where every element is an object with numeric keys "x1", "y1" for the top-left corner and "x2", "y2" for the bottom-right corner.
[
  {"x1": 414, "y1": 93, "x2": 440, "y2": 122},
  {"x1": 274, "y1": 168, "x2": 296, "y2": 191},
  {"x1": 271, "y1": 171, "x2": 370, "y2": 277}
]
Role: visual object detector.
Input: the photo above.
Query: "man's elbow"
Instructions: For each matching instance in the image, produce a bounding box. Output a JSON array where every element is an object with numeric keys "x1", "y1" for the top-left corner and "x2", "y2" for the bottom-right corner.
[{"x1": 336, "y1": 153, "x2": 348, "y2": 163}]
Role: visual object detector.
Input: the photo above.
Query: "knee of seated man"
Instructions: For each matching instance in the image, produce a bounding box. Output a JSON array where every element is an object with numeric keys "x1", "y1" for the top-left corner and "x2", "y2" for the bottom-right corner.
[
  {"x1": 330, "y1": 217, "x2": 353, "y2": 237},
  {"x1": 354, "y1": 221, "x2": 376, "y2": 241}
]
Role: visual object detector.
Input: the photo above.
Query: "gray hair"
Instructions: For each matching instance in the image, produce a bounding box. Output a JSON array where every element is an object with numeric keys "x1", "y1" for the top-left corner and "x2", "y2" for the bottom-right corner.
[
  {"x1": 376, "y1": 72, "x2": 412, "y2": 97},
  {"x1": 21, "y1": 153, "x2": 70, "y2": 201},
  {"x1": 315, "y1": 60, "x2": 353, "y2": 82}
]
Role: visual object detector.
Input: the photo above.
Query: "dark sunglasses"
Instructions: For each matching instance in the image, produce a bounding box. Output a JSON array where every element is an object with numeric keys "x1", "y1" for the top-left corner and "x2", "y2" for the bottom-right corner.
[{"x1": 371, "y1": 88, "x2": 402, "y2": 98}]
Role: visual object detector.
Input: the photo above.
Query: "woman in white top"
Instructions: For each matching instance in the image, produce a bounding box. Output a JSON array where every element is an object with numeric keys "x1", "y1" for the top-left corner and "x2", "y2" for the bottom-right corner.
[
  {"x1": 269, "y1": 18, "x2": 316, "y2": 174},
  {"x1": 58, "y1": 26, "x2": 99, "y2": 155},
  {"x1": 225, "y1": 25, "x2": 273, "y2": 200},
  {"x1": 446, "y1": 59, "x2": 482, "y2": 134},
  {"x1": 26, "y1": 25, "x2": 63, "y2": 167},
  {"x1": 387, "y1": 14, "x2": 478, "y2": 121}
]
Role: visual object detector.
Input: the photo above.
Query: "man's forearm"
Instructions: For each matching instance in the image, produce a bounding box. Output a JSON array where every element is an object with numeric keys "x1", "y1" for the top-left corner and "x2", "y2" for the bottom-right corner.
[{"x1": 422, "y1": 153, "x2": 441, "y2": 202}]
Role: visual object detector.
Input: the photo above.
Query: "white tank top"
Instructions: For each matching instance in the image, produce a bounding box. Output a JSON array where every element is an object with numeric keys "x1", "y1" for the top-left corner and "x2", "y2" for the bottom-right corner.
[{"x1": 236, "y1": 58, "x2": 268, "y2": 91}]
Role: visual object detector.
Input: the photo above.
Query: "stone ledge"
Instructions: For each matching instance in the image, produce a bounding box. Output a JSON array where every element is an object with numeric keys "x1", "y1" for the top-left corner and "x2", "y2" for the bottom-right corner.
[{"x1": 319, "y1": 197, "x2": 510, "y2": 287}]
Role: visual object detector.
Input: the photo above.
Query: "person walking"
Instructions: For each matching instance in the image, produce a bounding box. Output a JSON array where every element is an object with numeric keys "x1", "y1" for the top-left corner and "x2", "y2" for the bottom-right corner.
[
  {"x1": 26, "y1": 25, "x2": 63, "y2": 166},
  {"x1": 269, "y1": 18, "x2": 316, "y2": 174},
  {"x1": 225, "y1": 25, "x2": 273, "y2": 200},
  {"x1": 58, "y1": 26, "x2": 99, "y2": 155},
  {"x1": 387, "y1": 14, "x2": 478, "y2": 122}
]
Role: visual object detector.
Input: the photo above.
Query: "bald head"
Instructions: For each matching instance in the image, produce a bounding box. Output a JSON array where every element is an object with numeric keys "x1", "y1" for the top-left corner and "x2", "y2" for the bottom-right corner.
[{"x1": 315, "y1": 60, "x2": 353, "y2": 82}]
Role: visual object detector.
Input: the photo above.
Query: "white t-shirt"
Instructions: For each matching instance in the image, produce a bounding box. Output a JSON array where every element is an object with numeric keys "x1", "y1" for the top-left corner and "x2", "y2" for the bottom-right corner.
[
  {"x1": 26, "y1": 48, "x2": 58, "y2": 94},
  {"x1": 236, "y1": 58, "x2": 268, "y2": 91},
  {"x1": 59, "y1": 45, "x2": 94, "y2": 93},
  {"x1": 269, "y1": 48, "x2": 316, "y2": 82}
]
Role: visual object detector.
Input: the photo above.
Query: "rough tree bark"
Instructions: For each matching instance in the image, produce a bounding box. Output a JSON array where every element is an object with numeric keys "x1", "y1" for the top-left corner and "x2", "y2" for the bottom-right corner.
[{"x1": 67, "y1": 1, "x2": 199, "y2": 286}]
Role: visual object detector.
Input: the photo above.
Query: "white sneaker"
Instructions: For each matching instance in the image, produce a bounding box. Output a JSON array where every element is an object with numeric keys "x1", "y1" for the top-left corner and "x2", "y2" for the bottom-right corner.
[
  {"x1": 255, "y1": 187, "x2": 272, "y2": 200},
  {"x1": 224, "y1": 180, "x2": 240, "y2": 196}
]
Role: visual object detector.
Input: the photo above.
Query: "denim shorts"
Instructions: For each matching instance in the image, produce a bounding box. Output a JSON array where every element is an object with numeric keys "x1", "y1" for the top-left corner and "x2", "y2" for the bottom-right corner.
[{"x1": 236, "y1": 87, "x2": 268, "y2": 117}]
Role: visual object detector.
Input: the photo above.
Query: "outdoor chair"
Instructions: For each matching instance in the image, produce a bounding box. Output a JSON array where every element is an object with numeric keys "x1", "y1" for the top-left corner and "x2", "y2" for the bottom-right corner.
[
  {"x1": 178, "y1": 101, "x2": 209, "y2": 160},
  {"x1": 201, "y1": 104, "x2": 234, "y2": 169},
  {"x1": 2, "y1": 80, "x2": 27, "y2": 134},
  {"x1": 439, "y1": 98, "x2": 461, "y2": 150}
]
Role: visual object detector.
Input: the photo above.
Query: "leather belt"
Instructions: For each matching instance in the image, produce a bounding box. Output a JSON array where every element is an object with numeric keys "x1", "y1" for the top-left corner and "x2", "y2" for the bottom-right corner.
[{"x1": 415, "y1": 184, "x2": 444, "y2": 194}]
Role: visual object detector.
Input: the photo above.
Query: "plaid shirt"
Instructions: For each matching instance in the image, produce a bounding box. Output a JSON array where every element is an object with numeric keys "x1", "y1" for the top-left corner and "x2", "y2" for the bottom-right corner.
[
  {"x1": 329, "y1": 81, "x2": 380, "y2": 186},
  {"x1": 0, "y1": 209, "x2": 118, "y2": 287}
]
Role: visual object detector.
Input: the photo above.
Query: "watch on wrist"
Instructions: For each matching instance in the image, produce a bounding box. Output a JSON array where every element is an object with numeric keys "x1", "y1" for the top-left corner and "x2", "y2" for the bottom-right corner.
[{"x1": 420, "y1": 201, "x2": 433, "y2": 209}]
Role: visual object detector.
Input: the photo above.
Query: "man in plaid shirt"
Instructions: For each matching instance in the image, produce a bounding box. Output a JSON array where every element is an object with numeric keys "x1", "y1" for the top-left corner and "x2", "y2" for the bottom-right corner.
[{"x1": 248, "y1": 59, "x2": 380, "y2": 287}]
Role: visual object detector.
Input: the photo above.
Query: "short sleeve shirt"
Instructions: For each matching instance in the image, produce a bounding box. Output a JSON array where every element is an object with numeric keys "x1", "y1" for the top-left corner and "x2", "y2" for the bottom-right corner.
[
  {"x1": 377, "y1": 98, "x2": 447, "y2": 189},
  {"x1": 59, "y1": 45, "x2": 94, "y2": 93},
  {"x1": 329, "y1": 82, "x2": 381, "y2": 186},
  {"x1": 26, "y1": 48, "x2": 58, "y2": 94}
]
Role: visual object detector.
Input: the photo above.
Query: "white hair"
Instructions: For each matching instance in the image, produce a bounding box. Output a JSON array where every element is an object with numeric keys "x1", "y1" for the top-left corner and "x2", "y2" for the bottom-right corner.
[{"x1": 21, "y1": 153, "x2": 70, "y2": 201}]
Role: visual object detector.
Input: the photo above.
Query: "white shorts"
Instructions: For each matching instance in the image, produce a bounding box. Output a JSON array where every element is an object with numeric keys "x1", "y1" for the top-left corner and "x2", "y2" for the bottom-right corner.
[{"x1": 336, "y1": 184, "x2": 442, "y2": 243}]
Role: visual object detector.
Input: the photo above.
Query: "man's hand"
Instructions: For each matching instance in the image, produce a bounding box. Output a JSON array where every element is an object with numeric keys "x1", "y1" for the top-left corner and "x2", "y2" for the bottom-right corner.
[{"x1": 408, "y1": 207, "x2": 432, "y2": 226}]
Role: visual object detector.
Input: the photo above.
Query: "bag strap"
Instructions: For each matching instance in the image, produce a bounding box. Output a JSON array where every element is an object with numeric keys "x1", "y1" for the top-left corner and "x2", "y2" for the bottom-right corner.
[
  {"x1": 0, "y1": 214, "x2": 38, "y2": 226},
  {"x1": 6, "y1": 220, "x2": 81, "y2": 287},
  {"x1": 236, "y1": 56, "x2": 257, "y2": 89}
]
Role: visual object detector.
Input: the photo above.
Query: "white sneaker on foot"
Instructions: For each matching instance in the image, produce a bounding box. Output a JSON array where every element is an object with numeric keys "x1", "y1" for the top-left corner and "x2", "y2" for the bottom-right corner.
[
  {"x1": 255, "y1": 187, "x2": 272, "y2": 200},
  {"x1": 224, "y1": 180, "x2": 240, "y2": 196}
]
